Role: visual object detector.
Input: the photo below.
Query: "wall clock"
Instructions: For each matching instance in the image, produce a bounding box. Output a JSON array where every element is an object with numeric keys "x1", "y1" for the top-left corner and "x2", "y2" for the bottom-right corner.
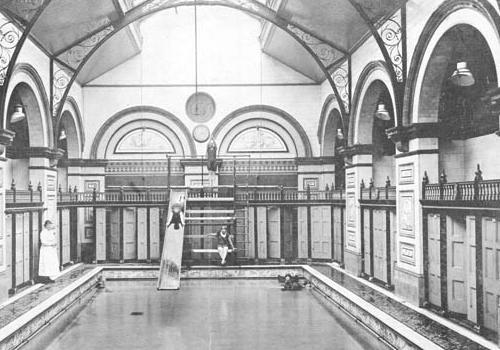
[{"x1": 185, "y1": 92, "x2": 216, "y2": 123}]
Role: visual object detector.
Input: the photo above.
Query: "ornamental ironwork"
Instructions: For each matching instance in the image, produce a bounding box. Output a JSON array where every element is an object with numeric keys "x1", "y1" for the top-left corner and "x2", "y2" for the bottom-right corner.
[
  {"x1": 332, "y1": 61, "x2": 350, "y2": 113},
  {"x1": 288, "y1": 24, "x2": 338, "y2": 68},
  {"x1": 0, "y1": 14, "x2": 21, "y2": 85},
  {"x1": 52, "y1": 63, "x2": 73, "y2": 116},
  {"x1": 379, "y1": 10, "x2": 403, "y2": 82},
  {"x1": 57, "y1": 24, "x2": 114, "y2": 69}
]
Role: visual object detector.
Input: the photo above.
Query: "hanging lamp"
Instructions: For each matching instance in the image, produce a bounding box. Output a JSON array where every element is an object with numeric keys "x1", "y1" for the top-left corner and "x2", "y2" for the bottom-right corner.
[
  {"x1": 450, "y1": 61, "x2": 475, "y2": 87},
  {"x1": 374, "y1": 103, "x2": 391, "y2": 121},
  {"x1": 10, "y1": 104, "x2": 25, "y2": 124}
]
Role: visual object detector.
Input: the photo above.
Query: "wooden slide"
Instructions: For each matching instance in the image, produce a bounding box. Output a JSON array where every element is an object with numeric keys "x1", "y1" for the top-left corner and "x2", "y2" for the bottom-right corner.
[{"x1": 157, "y1": 189, "x2": 187, "y2": 290}]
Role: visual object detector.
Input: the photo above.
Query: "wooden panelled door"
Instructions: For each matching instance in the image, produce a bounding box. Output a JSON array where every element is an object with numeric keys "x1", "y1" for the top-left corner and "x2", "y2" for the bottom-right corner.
[
  {"x1": 137, "y1": 208, "x2": 148, "y2": 260},
  {"x1": 123, "y1": 208, "x2": 137, "y2": 260},
  {"x1": 372, "y1": 209, "x2": 388, "y2": 284},
  {"x1": 362, "y1": 208, "x2": 371, "y2": 276},
  {"x1": 22, "y1": 213, "x2": 30, "y2": 282},
  {"x1": 247, "y1": 207, "x2": 255, "y2": 259},
  {"x1": 267, "y1": 207, "x2": 280, "y2": 259},
  {"x1": 482, "y1": 216, "x2": 500, "y2": 332},
  {"x1": 465, "y1": 216, "x2": 477, "y2": 324},
  {"x1": 332, "y1": 207, "x2": 343, "y2": 262},
  {"x1": 15, "y1": 214, "x2": 24, "y2": 286},
  {"x1": 32, "y1": 212, "x2": 40, "y2": 277},
  {"x1": 95, "y1": 208, "x2": 106, "y2": 261},
  {"x1": 149, "y1": 208, "x2": 160, "y2": 260},
  {"x1": 109, "y1": 208, "x2": 121, "y2": 260},
  {"x1": 297, "y1": 207, "x2": 308, "y2": 259},
  {"x1": 282, "y1": 208, "x2": 295, "y2": 260},
  {"x1": 427, "y1": 213, "x2": 442, "y2": 308},
  {"x1": 446, "y1": 215, "x2": 467, "y2": 315},
  {"x1": 61, "y1": 209, "x2": 71, "y2": 266},
  {"x1": 311, "y1": 206, "x2": 331, "y2": 259},
  {"x1": 257, "y1": 207, "x2": 267, "y2": 259}
]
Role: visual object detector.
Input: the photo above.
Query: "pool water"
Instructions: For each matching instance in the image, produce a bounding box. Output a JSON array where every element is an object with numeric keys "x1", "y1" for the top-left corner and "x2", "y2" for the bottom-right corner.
[{"x1": 45, "y1": 279, "x2": 390, "y2": 350}]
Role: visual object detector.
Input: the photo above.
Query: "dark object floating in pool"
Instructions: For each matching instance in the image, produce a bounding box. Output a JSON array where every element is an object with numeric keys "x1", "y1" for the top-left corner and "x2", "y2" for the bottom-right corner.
[
  {"x1": 130, "y1": 312, "x2": 144, "y2": 316},
  {"x1": 278, "y1": 274, "x2": 305, "y2": 291}
]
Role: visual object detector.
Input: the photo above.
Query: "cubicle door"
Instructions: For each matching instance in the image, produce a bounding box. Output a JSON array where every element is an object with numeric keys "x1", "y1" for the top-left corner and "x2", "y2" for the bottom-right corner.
[
  {"x1": 427, "y1": 214, "x2": 442, "y2": 308},
  {"x1": 373, "y1": 209, "x2": 388, "y2": 283},
  {"x1": 256, "y1": 207, "x2": 267, "y2": 259},
  {"x1": 362, "y1": 208, "x2": 371, "y2": 276},
  {"x1": 61, "y1": 209, "x2": 71, "y2": 265},
  {"x1": 109, "y1": 209, "x2": 121, "y2": 260},
  {"x1": 482, "y1": 216, "x2": 500, "y2": 332},
  {"x1": 465, "y1": 216, "x2": 477, "y2": 324},
  {"x1": 311, "y1": 206, "x2": 331, "y2": 259},
  {"x1": 137, "y1": 208, "x2": 148, "y2": 260},
  {"x1": 123, "y1": 207, "x2": 137, "y2": 260},
  {"x1": 297, "y1": 207, "x2": 308, "y2": 259},
  {"x1": 23, "y1": 213, "x2": 30, "y2": 282},
  {"x1": 267, "y1": 207, "x2": 280, "y2": 259},
  {"x1": 15, "y1": 214, "x2": 24, "y2": 285},
  {"x1": 333, "y1": 207, "x2": 343, "y2": 262},
  {"x1": 149, "y1": 208, "x2": 160, "y2": 260},
  {"x1": 446, "y1": 215, "x2": 467, "y2": 316}
]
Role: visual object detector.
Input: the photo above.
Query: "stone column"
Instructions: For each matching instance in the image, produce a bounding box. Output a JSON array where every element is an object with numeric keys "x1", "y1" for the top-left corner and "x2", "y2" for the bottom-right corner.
[
  {"x1": 388, "y1": 127, "x2": 440, "y2": 306},
  {"x1": 342, "y1": 145, "x2": 373, "y2": 276},
  {"x1": 0, "y1": 130, "x2": 14, "y2": 302}
]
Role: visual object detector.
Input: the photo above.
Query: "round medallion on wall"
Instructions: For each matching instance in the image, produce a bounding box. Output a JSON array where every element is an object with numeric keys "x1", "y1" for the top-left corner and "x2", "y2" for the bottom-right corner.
[
  {"x1": 192, "y1": 125, "x2": 211, "y2": 143},
  {"x1": 185, "y1": 92, "x2": 216, "y2": 123}
]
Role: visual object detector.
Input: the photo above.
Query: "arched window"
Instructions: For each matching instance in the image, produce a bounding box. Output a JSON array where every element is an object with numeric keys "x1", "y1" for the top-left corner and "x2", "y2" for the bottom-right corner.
[
  {"x1": 228, "y1": 127, "x2": 287, "y2": 153},
  {"x1": 115, "y1": 128, "x2": 175, "y2": 154}
]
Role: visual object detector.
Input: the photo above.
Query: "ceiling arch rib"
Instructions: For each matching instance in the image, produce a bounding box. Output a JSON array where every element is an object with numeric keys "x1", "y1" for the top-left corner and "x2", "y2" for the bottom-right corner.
[
  {"x1": 50, "y1": 0, "x2": 350, "y2": 127},
  {"x1": 347, "y1": 0, "x2": 406, "y2": 126},
  {"x1": 0, "y1": 0, "x2": 51, "y2": 132}
]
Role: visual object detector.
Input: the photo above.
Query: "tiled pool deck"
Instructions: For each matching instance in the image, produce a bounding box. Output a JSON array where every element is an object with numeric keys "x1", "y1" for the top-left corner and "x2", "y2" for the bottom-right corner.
[
  {"x1": 310, "y1": 265, "x2": 494, "y2": 350},
  {"x1": 0, "y1": 263, "x2": 497, "y2": 350}
]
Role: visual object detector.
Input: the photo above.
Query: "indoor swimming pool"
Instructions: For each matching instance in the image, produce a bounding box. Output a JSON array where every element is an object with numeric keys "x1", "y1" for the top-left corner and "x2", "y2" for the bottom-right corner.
[{"x1": 40, "y1": 279, "x2": 390, "y2": 350}]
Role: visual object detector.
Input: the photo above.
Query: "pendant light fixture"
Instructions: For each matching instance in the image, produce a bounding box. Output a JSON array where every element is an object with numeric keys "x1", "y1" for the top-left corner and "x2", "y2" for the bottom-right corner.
[
  {"x1": 10, "y1": 104, "x2": 26, "y2": 124},
  {"x1": 374, "y1": 103, "x2": 391, "y2": 121},
  {"x1": 450, "y1": 61, "x2": 475, "y2": 87},
  {"x1": 336, "y1": 128, "x2": 344, "y2": 141},
  {"x1": 58, "y1": 129, "x2": 67, "y2": 141},
  {"x1": 449, "y1": 28, "x2": 475, "y2": 87}
]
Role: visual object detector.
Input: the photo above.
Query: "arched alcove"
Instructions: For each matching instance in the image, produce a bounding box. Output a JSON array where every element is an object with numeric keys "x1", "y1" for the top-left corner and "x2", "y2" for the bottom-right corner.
[
  {"x1": 213, "y1": 105, "x2": 312, "y2": 158},
  {"x1": 351, "y1": 62, "x2": 396, "y2": 187},
  {"x1": 90, "y1": 106, "x2": 196, "y2": 159},
  {"x1": 416, "y1": 23, "x2": 498, "y2": 181},
  {"x1": 6, "y1": 81, "x2": 49, "y2": 189}
]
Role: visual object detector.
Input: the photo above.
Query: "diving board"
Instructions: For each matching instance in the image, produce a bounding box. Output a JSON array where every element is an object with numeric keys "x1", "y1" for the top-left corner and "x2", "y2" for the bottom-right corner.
[{"x1": 157, "y1": 189, "x2": 187, "y2": 290}]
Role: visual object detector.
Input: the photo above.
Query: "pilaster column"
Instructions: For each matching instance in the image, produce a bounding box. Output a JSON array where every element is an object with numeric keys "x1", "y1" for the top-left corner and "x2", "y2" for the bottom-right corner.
[
  {"x1": 388, "y1": 125, "x2": 440, "y2": 306},
  {"x1": 296, "y1": 157, "x2": 336, "y2": 190},
  {"x1": 0, "y1": 130, "x2": 14, "y2": 302},
  {"x1": 28, "y1": 148, "x2": 63, "y2": 222},
  {"x1": 342, "y1": 145, "x2": 373, "y2": 276}
]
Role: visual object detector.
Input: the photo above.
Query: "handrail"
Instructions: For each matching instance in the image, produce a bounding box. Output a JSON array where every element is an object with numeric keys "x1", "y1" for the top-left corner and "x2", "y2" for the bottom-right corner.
[
  {"x1": 56, "y1": 187, "x2": 347, "y2": 204},
  {"x1": 422, "y1": 179, "x2": 500, "y2": 202}
]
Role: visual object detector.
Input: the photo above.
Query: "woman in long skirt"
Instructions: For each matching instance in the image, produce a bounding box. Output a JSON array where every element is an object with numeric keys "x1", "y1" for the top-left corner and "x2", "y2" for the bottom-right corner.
[{"x1": 38, "y1": 220, "x2": 59, "y2": 283}]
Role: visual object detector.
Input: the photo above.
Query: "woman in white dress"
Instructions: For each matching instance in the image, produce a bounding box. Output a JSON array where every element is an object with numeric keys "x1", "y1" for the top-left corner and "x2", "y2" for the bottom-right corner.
[{"x1": 38, "y1": 220, "x2": 59, "y2": 283}]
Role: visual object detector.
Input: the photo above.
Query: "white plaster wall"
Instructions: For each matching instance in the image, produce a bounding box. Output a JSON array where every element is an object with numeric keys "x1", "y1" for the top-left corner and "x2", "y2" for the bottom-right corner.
[{"x1": 83, "y1": 7, "x2": 321, "y2": 157}]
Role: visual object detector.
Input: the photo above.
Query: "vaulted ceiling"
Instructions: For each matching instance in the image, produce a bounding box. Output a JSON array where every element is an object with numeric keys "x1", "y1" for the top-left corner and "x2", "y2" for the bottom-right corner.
[{"x1": 1, "y1": 0, "x2": 402, "y2": 85}]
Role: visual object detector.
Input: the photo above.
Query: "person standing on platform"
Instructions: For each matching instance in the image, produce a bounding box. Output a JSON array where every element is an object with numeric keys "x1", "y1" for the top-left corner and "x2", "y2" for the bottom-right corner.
[
  {"x1": 206, "y1": 138, "x2": 217, "y2": 188},
  {"x1": 209, "y1": 225, "x2": 236, "y2": 265},
  {"x1": 38, "y1": 220, "x2": 59, "y2": 283}
]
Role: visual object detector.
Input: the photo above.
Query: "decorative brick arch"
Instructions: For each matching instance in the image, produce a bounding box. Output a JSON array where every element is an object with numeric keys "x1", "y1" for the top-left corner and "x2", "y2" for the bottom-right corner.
[
  {"x1": 5, "y1": 63, "x2": 53, "y2": 148},
  {"x1": 212, "y1": 105, "x2": 313, "y2": 158},
  {"x1": 350, "y1": 61, "x2": 396, "y2": 145},
  {"x1": 59, "y1": 96, "x2": 84, "y2": 158},
  {"x1": 90, "y1": 106, "x2": 196, "y2": 159}
]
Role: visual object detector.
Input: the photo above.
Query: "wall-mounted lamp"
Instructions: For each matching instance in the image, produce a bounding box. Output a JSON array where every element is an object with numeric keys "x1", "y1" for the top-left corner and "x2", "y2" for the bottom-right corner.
[
  {"x1": 58, "y1": 129, "x2": 67, "y2": 141},
  {"x1": 450, "y1": 61, "x2": 475, "y2": 87},
  {"x1": 336, "y1": 128, "x2": 344, "y2": 141},
  {"x1": 10, "y1": 104, "x2": 26, "y2": 124},
  {"x1": 374, "y1": 103, "x2": 391, "y2": 121}
]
